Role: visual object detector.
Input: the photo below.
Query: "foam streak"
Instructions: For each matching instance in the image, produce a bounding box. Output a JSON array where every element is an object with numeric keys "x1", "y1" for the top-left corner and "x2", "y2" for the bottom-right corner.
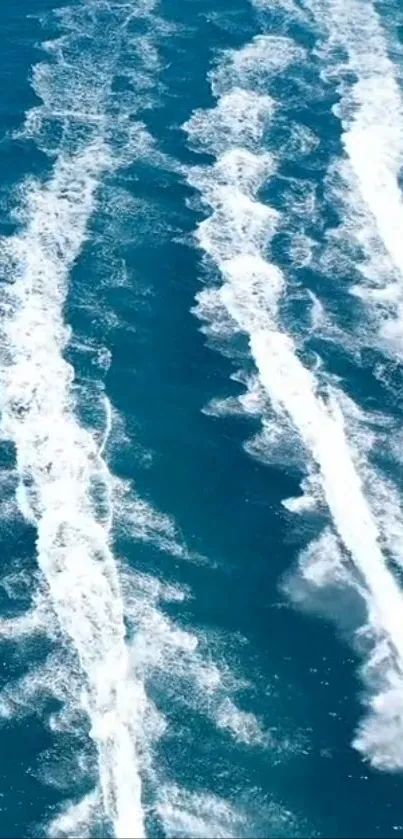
[
  {"x1": 185, "y1": 26, "x2": 403, "y2": 769},
  {"x1": 0, "y1": 132, "x2": 145, "y2": 839},
  {"x1": 306, "y1": 0, "x2": 403, "y2": 337}
]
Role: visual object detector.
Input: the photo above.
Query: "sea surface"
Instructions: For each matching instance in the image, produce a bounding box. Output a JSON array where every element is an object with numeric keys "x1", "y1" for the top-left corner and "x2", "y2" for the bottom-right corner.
[{"x1": 0, "y1": 0, "x2": 403, "y2": 836}]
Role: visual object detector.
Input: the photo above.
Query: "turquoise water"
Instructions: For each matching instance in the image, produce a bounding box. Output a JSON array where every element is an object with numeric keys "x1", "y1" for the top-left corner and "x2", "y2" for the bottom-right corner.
[{"x1": 1, "y1": 0, "x2": 403, "y2": 836}]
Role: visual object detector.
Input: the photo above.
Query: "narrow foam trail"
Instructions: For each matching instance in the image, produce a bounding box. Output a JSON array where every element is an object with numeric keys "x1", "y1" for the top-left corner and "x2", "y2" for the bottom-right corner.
[
  {"x1": 304, "y1": 0, "x2": 403, "y2": 315},
  {"x1": 184, "y1": 29, "x2": 403, "y2": 750},
  {"x1": 0, "y1": 141, "x2": 147, "y2": 838},
  {"x1": 0, "y1": 0, "x2": 162, "y2": 830},
  {"x1": 251, "y1": 329, "x2": 403, "y2": 657}
]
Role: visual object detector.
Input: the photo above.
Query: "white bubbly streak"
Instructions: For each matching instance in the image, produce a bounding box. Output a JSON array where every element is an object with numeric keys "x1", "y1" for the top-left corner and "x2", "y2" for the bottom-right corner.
[
  {"x1": 0, "y1": 0, "x2": 166, "y2": 832},
  {"x1": 305, "y1": 0, "x2": 403, "y2": 338},
  {"x1": 312, "y1": 0, "x2": 403, "y2": 272},
  {"x1": 0, "y1": 4, "x2": 267, "y2": 835},
  {"x1": 185, "y1": 28, "x2": 403, "y2": 766},
  {"x1": 0, "y1": 141, "x2": 147, "y2": 838}
]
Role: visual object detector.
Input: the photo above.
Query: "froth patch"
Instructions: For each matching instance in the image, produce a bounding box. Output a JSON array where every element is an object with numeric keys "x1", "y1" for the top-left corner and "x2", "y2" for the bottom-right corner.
[
  {"x1": 184, "y1": 89, "x2": 274, "y2": 154},
  {"x1": 215, "y1": 697, "x2": 268, "y2": 745},
  {"x1": 331, "y1": 391, "x2": 403, "y2": 576},
  {"x1": 197, "y1": 193, "x2": 277, "y2": 264},
  {"x1": 310, "y1": 0, "x2": 403, "y2": 356},
  {"x1": 122, "y1": 568, "x2": 269, "y2": 750},
  {"x1": 321, "y1": 157, "x2": 403, "y2": 344},
  {"x1": 0, "y1": 0, "x2": 205, "y2": 833},
  {"x1": 113, "y1": 478, "x2": 191, "y2": 560},
  {"x1": 192, "y1": 286, "x2": 240, "y2": 342},
  {"x1": 194, "y1": 255, "x2": 284, "y2": 346},
  {"x1": 211, "y1": 35, "x2": 306, "y2": 96},
  {"x1": 282, "y1": 471, "x2": 323, "y2": 514},
  {"x1": 46, "y1": 790, "x2": 101, "y2": 839},
  {"x1": 285, "y1": 528, "x2": 352, "y2": 607},
  {"x1": 17, "y1": 0, "x2": 169, "y2": 158},
  {"x1": 220, "y1": 257, "x2": 284, "y2": 328},
  {"x1": 156, "y1": 785, "x2": 244, "y2": 839},
  {"x1": 0, "y1": 589, "x2": 56, "y2": 642},
  {"x1": 353, "y1": 669, "x2": 403, "y2": 771},
  {"x1": 157, "y1": 784, "x2": 311, "y2": 839},
  {"x1": 0, "y1": 70, "x2": 154, "y2": 839},
  {"x1": 285, "y1": 521, "x2": 403, "y2": 772},
  {"x1": 210, "y1": 148, "x2": 275, "y2": 192},
  {"x1": 203, "y1": 371, "x2": 268, "y2": 419},
  {"x1": 0, "y1": 648, "x2": 81, "y2": 723},
  {"x1": 188, "y1": 154, "x2": 278, "y2": 281}
]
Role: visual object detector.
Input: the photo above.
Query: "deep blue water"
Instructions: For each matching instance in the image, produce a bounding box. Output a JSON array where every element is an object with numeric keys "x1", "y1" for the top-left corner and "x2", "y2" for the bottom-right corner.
[{"x1": 0, "y1": 0, "x2": 403, "y2": 837}]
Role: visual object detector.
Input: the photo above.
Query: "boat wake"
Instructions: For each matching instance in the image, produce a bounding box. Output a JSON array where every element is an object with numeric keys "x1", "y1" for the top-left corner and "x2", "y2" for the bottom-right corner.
[
  {"x1": 305, "y1": 0, "x2": 403, "y2": 356},
  {"x1": 184, "y1": 1, "x2": 403, "y2": 773},
  {"x1": 0, "y1": 2, "x2": 276, "y2": 836}
]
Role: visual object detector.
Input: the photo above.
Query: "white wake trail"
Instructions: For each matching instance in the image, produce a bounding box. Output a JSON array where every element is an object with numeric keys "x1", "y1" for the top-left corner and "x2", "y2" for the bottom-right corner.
[
  {"x1": 0, "y1": 0, "x2": 166, "y2": 831},
  {"x1": 184, "y1": 27, "x2": 403, "y2": 769},
  {"x1": 304, "y1": 0, "x2": 403, "y2": 343},
  {"x1": 0, "y1": 141, "x2": 147, "y2": 838}
]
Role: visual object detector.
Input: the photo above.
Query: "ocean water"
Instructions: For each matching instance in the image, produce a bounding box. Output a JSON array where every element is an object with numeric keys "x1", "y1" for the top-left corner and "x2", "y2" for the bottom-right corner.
[{"x1": 0, "y1": 0, "x2": 403, "y2": 836}]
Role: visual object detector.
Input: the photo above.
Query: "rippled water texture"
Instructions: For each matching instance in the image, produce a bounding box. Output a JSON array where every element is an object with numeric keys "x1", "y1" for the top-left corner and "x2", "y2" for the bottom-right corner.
[{"x1": 0, "y1": 0, "x2": 403, "y2": 836}]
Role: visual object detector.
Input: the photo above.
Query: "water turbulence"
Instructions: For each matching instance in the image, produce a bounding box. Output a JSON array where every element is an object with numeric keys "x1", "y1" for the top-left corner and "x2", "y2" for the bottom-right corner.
[
  {"x1": 184, "y1": 12, "x2": 403, "y2": 773},
  {"x1": 2, "y1": 149, "x2": 149, "y2": 839},
  {"x1": 0, "y1": 4, "x2": 272, "y2": 835},
  {"x1": 306, "y1": 0, "x2": 403, "y2": 350},
  {"x1": 3, "y1": 0, "x2": 403, "y2": 832},
  {"x1": 0, "y1": 2, "x2": 165, "y2": 836}
]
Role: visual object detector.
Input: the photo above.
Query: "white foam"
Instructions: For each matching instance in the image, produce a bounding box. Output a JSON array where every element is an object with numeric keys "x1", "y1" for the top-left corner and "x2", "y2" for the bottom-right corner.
[
  {"x1": 184, "y1": 25, "x2": 403, "y2": 771},
  {"x1": 0, "y1": 139, "x2": 151, "y2": 832},
  {"x1": 328, "y1": 390, "x2": 403, "y2": 576},
  {"x1": 286, "y1": 524, "x2": 403, "y2": 771},
  {"x1": 0, "y1": 3, "x2": 279, "y2": 835},
  {"x1": 203, "y1": 371, "x2": 267, "y2": 419},
  {"x1": 46, "y1": 790, "x2": 100, "y2": 839},
  {"x1": 156, "y1": 785, "x2": 244, "y2": 839},
  {"x1": 0, "y1": 586, "x2": 56, "y2": 641},
  {"x1": 122, "y1": 568, "x2": 267, "y2": 747},
  {"x1": 184, "y1": 90, "x2": 274, "y2": 154},
  {"x1": 211, "y1": 35, "x2": 306, "y2": 97},
  {"x1": 215, "y1": 697, "x2": 268, "y2": 745},
  {"x1": 282, "y1": 492, "x2": 316, "y2": 514},
  {"x1": 306, "y1": 0, "x2": 403, "y2": 352},
  {"x1": 251, "y1": 330, "x2": 403, "y2": 647},
  {"x1": 113, "y1": 477, "x2": 190, "y2": 559},
  {"x1": 0, "y1": 1, "x2": 178, "y2": 834},
  {"x1": 0, "y1": 648, "x2": 82, "y2": 723},
  {"x1": 296, "y1": 529, "x2": 348, "y2": 591}
]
